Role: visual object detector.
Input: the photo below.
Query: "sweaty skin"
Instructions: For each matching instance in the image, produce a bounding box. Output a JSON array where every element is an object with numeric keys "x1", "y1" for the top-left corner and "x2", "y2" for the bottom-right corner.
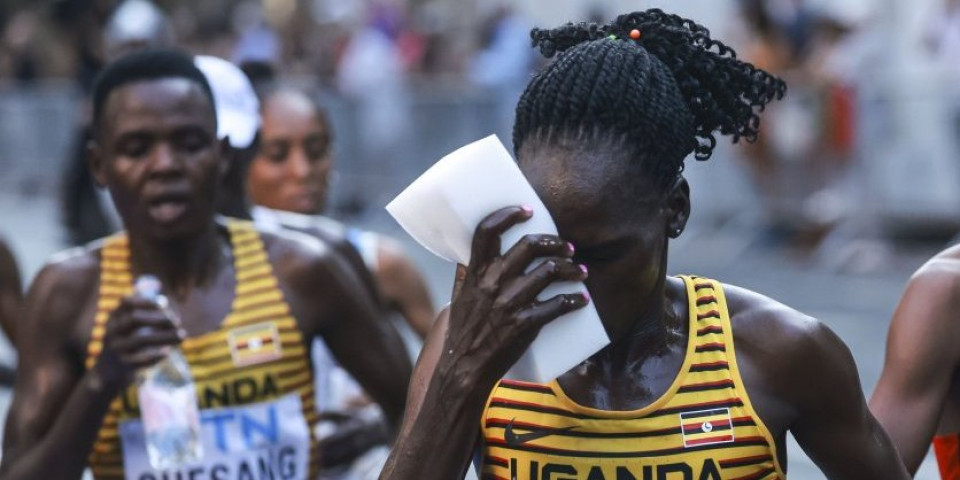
[
  {"x1": 0, "y1": 237, "x2": 21, "y2": 345},
  {"x1": 870, "y1": 244, "x2": 960, "y2": 473},
  {"x1": 380, "y1": 141, "x2": 909, "y2": 480},
  {"x1": 248, "y1": 91, "x2": 435, "y2": 337},
  {"x1": 0, "y1": 78, "x2": 411, "y2": 479}
]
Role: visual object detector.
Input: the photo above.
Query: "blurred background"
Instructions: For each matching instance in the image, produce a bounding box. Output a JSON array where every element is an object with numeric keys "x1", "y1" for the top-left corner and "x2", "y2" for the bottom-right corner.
[{"x1": 0, "y1": 0, "x2": 955, "y2": 477}]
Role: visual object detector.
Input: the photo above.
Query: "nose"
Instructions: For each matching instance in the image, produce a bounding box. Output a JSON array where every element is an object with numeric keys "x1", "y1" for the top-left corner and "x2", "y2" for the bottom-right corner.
[
  {"x1": 148, "y1": 142, "x2": 183, "y2": 178},
  {"x1": 287, "y1": 147, "x2": 313, "y2": 182}
]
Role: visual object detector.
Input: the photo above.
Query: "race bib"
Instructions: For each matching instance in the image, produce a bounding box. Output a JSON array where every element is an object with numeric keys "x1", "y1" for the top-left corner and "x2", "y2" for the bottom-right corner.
[{"x1": 119, "y1": 393, "x2": 311, "y2": 480}]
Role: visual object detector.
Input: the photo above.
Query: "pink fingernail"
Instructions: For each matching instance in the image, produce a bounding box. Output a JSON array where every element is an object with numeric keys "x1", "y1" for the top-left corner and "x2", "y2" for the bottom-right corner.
[
  {"x1": 582, "y1": 291, "x2": 591, "y2": 303},
  {"x1": 521, "y1": 205, "x2": 534, "y2": 214},
  {"x1": 579, "y1": 264, "x2": 588, "y2": 276},
  {"x1": 568, "y1": 243, "x2": 575, "y2": 255}
]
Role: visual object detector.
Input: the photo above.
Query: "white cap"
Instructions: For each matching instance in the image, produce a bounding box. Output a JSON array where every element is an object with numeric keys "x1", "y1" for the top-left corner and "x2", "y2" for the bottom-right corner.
[{"x1": 194, "y1": 55, "x2": 260, "y2": 149}]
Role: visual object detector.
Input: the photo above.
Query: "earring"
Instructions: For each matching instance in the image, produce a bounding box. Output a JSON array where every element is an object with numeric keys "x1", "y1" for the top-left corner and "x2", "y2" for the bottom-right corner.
[{"x1": 671, "y1": 228, "x2": 682, "y2": 238}]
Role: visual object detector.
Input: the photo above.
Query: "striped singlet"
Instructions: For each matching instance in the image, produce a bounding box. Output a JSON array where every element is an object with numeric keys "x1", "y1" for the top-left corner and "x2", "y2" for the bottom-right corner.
[
  {"x1": 934, "y1": 434, "x2": 960, "y2": 479},
  {"x1": 86, "y1": 220, "x2": 320, "y2": 479},
  {"x1": 481, "y1": 276, "x2": 785, "y2": 480}
]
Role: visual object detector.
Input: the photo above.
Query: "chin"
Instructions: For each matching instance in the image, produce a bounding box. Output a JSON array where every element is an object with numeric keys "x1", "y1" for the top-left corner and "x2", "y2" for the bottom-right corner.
[
  {"x1": 283, "y1": 202, "x2": 323, "y2": 216},
  {"x1": 141, "y1": 216, "x2": 212, "y2": 243}
]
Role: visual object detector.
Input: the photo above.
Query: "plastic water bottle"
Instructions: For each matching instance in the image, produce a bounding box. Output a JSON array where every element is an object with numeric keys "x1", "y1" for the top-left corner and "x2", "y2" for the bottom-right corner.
[{"x1": 134, "y1": 275, "x2": 203, "y2": 469}]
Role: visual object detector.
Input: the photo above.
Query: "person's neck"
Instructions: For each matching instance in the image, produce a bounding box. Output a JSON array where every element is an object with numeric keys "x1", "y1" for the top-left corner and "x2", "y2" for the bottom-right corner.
[
  {"x1": 599, "y1": 252, "x2": 683, "y2": 366},
  {"x1": 606, "y1": 276, "x2": 675, "y2": 364},
  {"x1": 127, "y1": 222, "x2": 226, "y2": 299},
  {"x1": 217, "y1": 190, "x2": 252, "y2": 220}
]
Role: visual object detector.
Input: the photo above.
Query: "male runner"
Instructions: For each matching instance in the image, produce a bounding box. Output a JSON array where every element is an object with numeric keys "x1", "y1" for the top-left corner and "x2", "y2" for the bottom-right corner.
[
  {"x1": 871, "y1": 245, "x2": 960, "y2": 477},
  {"x1": 0, "y1": 49, "x2": 411, "y2": 479}
]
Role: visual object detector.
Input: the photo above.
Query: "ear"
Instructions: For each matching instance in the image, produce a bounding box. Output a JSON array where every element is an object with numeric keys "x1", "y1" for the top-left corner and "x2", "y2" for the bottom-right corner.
[
  {"x1": 87, "y1": 138, "x2": 108, "y2": 188},
  {"x1": 665, "y1": 177, "x2": 691, "y2": 239}
]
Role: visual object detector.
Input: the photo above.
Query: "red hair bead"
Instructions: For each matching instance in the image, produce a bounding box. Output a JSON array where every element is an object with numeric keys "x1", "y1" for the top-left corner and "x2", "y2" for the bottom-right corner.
[{"x1": 630, "y1": 29, "x2": 641, "y2": 40}]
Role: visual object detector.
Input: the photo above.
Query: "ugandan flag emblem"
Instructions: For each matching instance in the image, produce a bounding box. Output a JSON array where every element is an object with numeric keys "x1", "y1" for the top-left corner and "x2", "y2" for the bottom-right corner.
[
  {"x1": 680, "y1": 408, "x2": 735, "y2": 448},
  {"x1": 228, "y1": 322, "x2": 282, "y2": 367}
]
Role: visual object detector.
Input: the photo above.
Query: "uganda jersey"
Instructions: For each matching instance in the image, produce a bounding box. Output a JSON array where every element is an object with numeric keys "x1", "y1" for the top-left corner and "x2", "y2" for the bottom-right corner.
[
  {"x1": 480, "y1": 276, "x2": 784, "y2": 480},
  {"x1": 85, "y1": 220, "x2": 319, "y2": 480}
]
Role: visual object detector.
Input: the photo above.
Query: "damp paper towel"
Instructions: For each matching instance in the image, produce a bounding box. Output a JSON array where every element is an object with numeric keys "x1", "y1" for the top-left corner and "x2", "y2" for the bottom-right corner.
[{"x1": 386, "y1": 134, "x2": 610, "y2": 383}]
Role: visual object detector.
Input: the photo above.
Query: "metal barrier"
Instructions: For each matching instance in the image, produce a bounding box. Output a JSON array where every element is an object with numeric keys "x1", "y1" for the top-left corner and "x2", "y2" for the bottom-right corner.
[
  {"x1": 0, "y1": 79, "x2": 958, "y2": 236},
  {"x1": 0, "y1": 82, "x2": 80, "y2": 195}
]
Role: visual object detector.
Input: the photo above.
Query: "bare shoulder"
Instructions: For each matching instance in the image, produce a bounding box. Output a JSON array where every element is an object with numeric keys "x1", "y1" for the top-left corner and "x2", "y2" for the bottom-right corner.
[
  {"x1": 35, "y1": 245, "x2": 100, "y2": 297},
  {"x1": 897, "y1": 245, "x2": 960, "y2": 323},
  {"x1": 258, "y1": 227, "x2": 341, "y2": 285},
  {"x1": 721, "y1": 282, "x2": 832, "y2": 355},
  {"x1": 878, "y1": 245, "x2": 960, "y2": 370},
  {"x1": 24, "y1": 245, "x2": 102, "y2": 336},
  {"x1": 720, "y1": 283, "x2": 855, "y2": 408},
  {"x1": 376, "y1": 236, "x2": 416, "y2": 275},
  {"x1": 912, "y1": 244, "x2": 960, "y2": 284}
]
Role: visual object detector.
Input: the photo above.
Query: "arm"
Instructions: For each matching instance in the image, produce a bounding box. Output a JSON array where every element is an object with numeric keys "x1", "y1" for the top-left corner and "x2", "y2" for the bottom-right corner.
[
  {"x1": 377, "y1": 239, "x2": 435, "y2": 338},
  {"x1": 0, "y1": 260, "x2": 181, "y2": 479},
  {"x1": 381, "y1": 308, "x2": 481, "y2": 480},
  {"x1": 283, "y1": 243, "x2": 412, "y2": 430},
  {"x1": 787, "y1": 319, "x2": 911, "y2": 479},
  {"x1": 869, "y1": 267, "x2": 960, "y2": 473},
  {"x1": 0, "y1": 239, "x2": 22, "y2": 345},
  {"x1": 310, "y1": 226, "x2": 385, "y2": 311},
  {"x1": 380, "y1": 207, "x2": 588, "y2": 480}
]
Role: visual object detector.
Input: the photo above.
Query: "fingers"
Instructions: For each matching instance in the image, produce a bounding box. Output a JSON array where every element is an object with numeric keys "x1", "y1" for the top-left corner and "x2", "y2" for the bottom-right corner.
[
  {"x1": 500, "y1": 234, "x2": 574, "y2": 279},
  {"x1": 117, "y1": 296, "x2": 166, "y2": 311},
  {"x1": 470, "y1": 206, "x2": 532, "y2": 269},
  {"x1": 108, "y1": 308, "x2": 182, "y2": 339},
  {"x1": 497, "y1": 258, "x2": 586, "y2": 309},
  {"x1": 103, "y1": 296, "x2": 185, "y2": 374},
  {"x1": 122, "y1": 347, "x2": 174, "y2": 371},
  {"x1": 111, "y1": 327, "x2": 183, "y2": 356},
  {"x1": 516, "y1": 292, "x2": 591, "y2": 332}
]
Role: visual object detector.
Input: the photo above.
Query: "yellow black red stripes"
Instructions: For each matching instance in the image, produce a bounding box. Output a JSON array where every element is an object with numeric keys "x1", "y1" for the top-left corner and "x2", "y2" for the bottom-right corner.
[
  {"x1": 480, "y1": 276, "x2": 785, "y2": 480},
  {"x1": 85, "y1": 220, "x2": 319, "y2": 478}
]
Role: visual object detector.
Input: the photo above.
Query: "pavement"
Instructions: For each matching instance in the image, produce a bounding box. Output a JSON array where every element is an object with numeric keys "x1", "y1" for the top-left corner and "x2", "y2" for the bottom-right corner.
[{"x1": 0, "y1": 186, "x2": 947, "y2": 479}]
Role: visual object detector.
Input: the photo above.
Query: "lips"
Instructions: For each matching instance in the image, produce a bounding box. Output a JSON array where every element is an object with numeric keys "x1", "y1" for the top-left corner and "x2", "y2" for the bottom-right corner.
[
  {"x1": 145, "y1": 191, "x2": 192, "y2": 225},
  {"x1": 148, "y1": 200, "x2": 188, "y2": 223},
  {"x1": 286, "y1": 189, "x2": 322, "y2": 213}
]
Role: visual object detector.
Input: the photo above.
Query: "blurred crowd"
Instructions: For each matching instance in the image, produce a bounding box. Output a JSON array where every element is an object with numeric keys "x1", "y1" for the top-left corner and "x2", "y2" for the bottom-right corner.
[
  {"x1": 0, "y1": 0, "x2": 541, "y2": 90},
  {"x1": 0, "y1": 1, "x2": 960, "y2": 477},
  {"x1": 1, "y1": 0, "x2": 960, "y2": 265}
]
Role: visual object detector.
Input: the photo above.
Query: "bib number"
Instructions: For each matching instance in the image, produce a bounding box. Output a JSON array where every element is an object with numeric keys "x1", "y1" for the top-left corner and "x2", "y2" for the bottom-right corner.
[{"x1": 119, "y1": 393, "x2": 311, "y2": 480}]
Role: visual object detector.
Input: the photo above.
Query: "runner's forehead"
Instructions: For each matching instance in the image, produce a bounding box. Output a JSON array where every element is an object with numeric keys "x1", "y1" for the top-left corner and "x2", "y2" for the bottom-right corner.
[
  {"x1": 518, "y1": 144, "x2": 659, "y2": 240},
  {"x1": 100, "y1": 78, "x2": 215, "y2": 137},
  {"x1": 261, "y1": 92, "x2": 327, "y2": 140}
]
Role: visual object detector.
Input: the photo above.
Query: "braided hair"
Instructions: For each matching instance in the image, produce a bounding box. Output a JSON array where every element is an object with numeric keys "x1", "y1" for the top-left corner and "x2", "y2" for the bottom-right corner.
[{"x1": 513, "y1": 9, "x2": 786, "y2": 191}]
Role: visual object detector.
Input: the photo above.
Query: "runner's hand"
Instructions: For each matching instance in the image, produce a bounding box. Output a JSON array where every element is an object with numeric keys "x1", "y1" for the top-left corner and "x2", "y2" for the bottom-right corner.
[
  {"x1": 94, "y1": 295, "x2": 185, "y2": 389},
  {"x1": 442, "y1": 206, "x2": 589, "y2": 391},
  {"x1": 317, "y1": 411, "x2": 389, "y2": 468}
]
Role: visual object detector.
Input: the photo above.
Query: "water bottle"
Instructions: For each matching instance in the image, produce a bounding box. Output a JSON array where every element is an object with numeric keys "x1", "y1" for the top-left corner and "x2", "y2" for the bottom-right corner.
[{"x1": 134, "y1": 275, "x2": 204, "y2": 469}]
